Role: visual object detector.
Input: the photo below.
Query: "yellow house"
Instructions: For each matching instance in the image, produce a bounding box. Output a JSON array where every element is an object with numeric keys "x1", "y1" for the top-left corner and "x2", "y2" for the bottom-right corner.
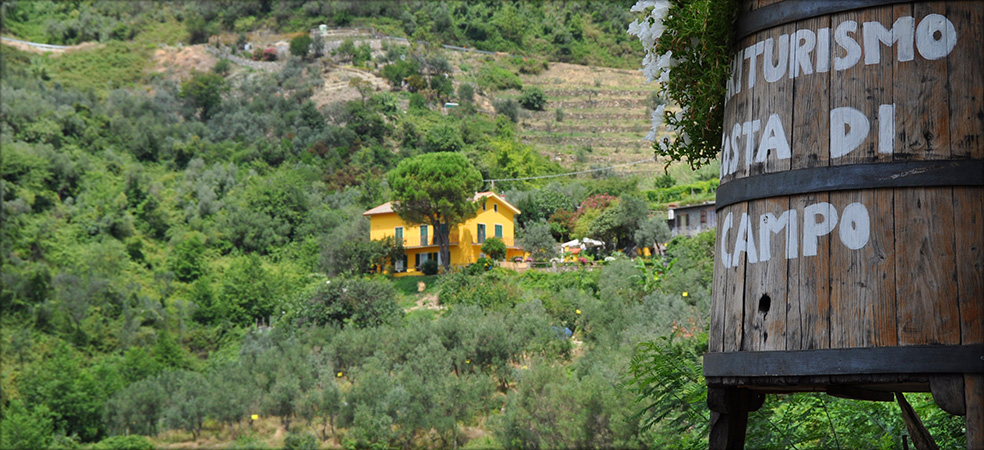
[{"x1": 363, "y1": 192, "x2": 525, "y2": 275}]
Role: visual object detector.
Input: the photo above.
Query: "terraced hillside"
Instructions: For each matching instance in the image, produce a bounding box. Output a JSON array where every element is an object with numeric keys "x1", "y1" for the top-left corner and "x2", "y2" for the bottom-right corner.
[
  {"x1": 503, "y1": 61, "x2": 696, "y2": 187},
  {"x1": 472, "y1": 57, "x2": 724, "y2": 189},
  {"x1": 518, "y1": 63, "x2": 656, "y2": 162}
]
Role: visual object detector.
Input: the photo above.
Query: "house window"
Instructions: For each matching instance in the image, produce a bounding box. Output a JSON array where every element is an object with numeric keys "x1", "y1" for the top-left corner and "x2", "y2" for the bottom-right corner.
[
  {"x1": 482, "y1": 202, "x2": 487, "y2": 211},
  {"x1": 477, "y1": 224, "x2": 486, "y2": 243},
  {"x1": 495, "y1": 224, "x2": 503, "y2": 239},
  {"x1": 395, "y1": 226, "x2": 403, "y2": 243},
  {"x1": 420, "y1": 225, "x2": 428, "y2": 246},
  {"x1": 494, "y1": 204, "x2": 498, "y2": 213},
  {"x1": 700, "y1": 210, "x2": 707, "y2": 225}
]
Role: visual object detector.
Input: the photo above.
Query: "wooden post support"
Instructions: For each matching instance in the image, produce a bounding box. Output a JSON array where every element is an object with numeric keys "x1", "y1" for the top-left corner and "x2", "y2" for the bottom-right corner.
[
  {"x1": 708, "y1": 387, "x2": 765, "y2": 450},
  {"x1": 967, "y1": 375, "x2": 984, "y2": 450},
  {"x1": 929, "y1": 375, "x2": 966, "y2": 416},
  {"x1": 896, "y1": 392, "x2": 939, "y2": 450}
]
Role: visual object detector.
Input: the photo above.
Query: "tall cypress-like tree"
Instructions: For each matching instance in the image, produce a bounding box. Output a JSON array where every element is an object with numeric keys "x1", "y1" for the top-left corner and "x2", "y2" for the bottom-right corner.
[{"x1": 387, "y1": 153, "x2": 483, "y2": 270}]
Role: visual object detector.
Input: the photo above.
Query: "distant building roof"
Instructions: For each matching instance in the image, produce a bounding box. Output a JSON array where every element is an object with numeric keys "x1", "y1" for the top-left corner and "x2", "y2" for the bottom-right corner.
[
  {"x1": 362, "y1": 202, "x2": 396, "y2": 216},
  {"x1": 669, "y1": 201, "x2": 715, "y2": 212},
  {"x1": 474, "y1": 191, "x2": 521, "y2": 214},
  {"x1": 363, "y1": 192, "x2": 521, "y2": 216}
]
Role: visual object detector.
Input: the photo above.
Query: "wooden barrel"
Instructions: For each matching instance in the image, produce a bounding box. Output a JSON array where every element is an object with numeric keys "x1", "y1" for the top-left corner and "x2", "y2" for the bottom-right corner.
[{"x1": 704, "y1": 0, "x2": 983, "y2": 446}]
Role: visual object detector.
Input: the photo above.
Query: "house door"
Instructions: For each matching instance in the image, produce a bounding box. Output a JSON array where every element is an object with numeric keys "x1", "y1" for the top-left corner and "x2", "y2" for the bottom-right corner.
[{"x1": 420, "y1": 225, "x2": 429, "y2": 246}]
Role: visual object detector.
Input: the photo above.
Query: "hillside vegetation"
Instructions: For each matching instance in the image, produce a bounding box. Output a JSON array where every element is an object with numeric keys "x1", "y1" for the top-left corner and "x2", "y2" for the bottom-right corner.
[
  {"x1": 1, "y1": 1, "x2": 642, "y2": 68},
  {"x1": 0, "y1": 2, "x2": 966, "y2": 450}
]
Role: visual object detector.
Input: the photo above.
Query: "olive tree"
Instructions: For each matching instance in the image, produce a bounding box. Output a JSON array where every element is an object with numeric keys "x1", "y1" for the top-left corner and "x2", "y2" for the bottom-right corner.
[{"x1": 518, "y1": 220, "x2": 559, "y2": 261}]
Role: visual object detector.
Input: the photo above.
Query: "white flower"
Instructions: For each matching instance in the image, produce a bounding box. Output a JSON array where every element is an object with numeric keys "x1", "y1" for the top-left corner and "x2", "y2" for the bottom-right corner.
[
  {"x1": 627, "y1": 1, "x2": 670, "y2": 49},
  {"x1": 630, "y1": 0, "x2": 658, "y2": 13},
  {"x1": 657, "y1": 69, "x2": 670, "y2": 84},
  {"x1": 630, "y1": 0, "x2": 673, "y2": 141},
  {"x1": 656, "y1": 51, "x2": 676, "y2": 72},
  {"x1": 644, "y1": 104, "x2": 666, "y2": 141}
]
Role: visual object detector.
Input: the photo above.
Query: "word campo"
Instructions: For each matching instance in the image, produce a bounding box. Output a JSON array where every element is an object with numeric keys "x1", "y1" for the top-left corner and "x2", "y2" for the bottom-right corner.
[
  {"x1": 726, "y1": 13, "x2": 957, "y2": 100},
  {"x1": 719, "y1": 202, "x2": 870, "y2": 267}
]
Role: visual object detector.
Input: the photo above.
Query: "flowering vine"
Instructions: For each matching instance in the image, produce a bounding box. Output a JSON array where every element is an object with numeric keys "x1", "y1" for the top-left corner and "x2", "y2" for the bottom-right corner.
[{"x1": 628, "y1": 0, "x2": 737, "y2": 169}]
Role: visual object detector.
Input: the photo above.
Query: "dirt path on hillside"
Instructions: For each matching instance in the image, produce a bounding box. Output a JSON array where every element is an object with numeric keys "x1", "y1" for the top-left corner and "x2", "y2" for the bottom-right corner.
[
  {"x1": 154, "y1": 45, "x2": 219, "y2": 78},
  {"x1": 407, "y1": 294, "x2": 443, "y2": 312}
]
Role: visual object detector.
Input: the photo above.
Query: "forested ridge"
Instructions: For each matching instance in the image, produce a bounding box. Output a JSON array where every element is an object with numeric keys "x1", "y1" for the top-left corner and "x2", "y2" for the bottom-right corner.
[{"x1": 0, "y1": 2, "x2": 966, "y2": 449}]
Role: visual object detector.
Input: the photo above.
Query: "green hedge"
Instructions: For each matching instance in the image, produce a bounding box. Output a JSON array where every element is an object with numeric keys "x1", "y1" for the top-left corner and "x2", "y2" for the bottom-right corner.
[{"x1": 643, "y1": 179, "x2": 719, "y2": 205}]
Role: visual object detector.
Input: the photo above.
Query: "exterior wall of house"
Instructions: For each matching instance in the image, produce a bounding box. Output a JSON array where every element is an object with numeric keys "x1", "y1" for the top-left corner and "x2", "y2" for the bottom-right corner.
[
  {"x1": 668, "y1": 203, "x2": 717, "y2": 237},
  {"x1": 366, "y1": 212, "x2": 443, "y2": 276},
  {"x1": 366, "y1": 194, "x2": 523, "y2": 276}
]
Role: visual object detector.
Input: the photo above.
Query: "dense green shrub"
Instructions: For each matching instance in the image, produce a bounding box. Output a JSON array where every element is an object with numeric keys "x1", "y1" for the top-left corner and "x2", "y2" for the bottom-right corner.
[
  {"x1": 337, "y1": 40, "x2": 372, "y2": 65},
  {"x1": 0, "y1": 399, "x2": 54, "y2": 450},
  {"x1": 213, "y1": 59, "x2": 231, "y2": 75},
  {"x1": 295, "y1": 278, "x2": 401, "y2": 328},
  {"x1": 423, "y1": 121, "x2": 464, "y2": 153},
  {"x1": 405, "y1": 74, "x2": 427, "y2": 92},
  {"x1": 518, "y1": 87, "x2": 547, "y2": 110},
  {"x1": 179, "y1": 71, "x2": 228, "y2": 121},
  {"x1": 215, "y1": 254, "x2": 281, "y2": 327},
  {"x1": 493, "y1": 98, "x2": 520, "y2": 123},
  {"x1": 283, "y1": 431, "x2": 318, "y2": 450},
  {"x1": 439, "y1": 269, "x2": 521, "y2": 310},
  {"x1": 408, "y1": 92, "x2": 428, "y2": 111},
  {"x1": 290, "y1": 35, "x2": 313, "y2": 59},
  {"x1": 420, "y1": 258, "x2": 439, "y2": 275},
  {"x1": 91, "y1": 435, "x2": 155, "y2": 450},
  {"x1": 642, "y1": 179, "x2": 719, "y2": 205},
  {"x1": 480, "y1": 237, "x2": 507, "y2": 261},
  {"x1": 326, "y1": 236, "x2": 404, "y2": 276},
  {"x1": 429, "y1": 74, "x2": 454, "y2": 98},
  {"x1": 457, "y1": 82, "x2": 475, "y2": 103},
  {"x1": 512, "y1": 56, "x2": 549, "y2": 75},
  {"x1": 169, "y1": 232, "x2": 206, "y2": 282},
  {"x1": 465, "y1": 257, "x2": 496, "y2": 275},
  {"x1": 477, "y1": 65, "x2": 522, "y2": 91},
  {"x1": 381, "y1": 59, "x2": 420, "y2": 87},
  {"x1": 19, "y1": 343, "x2": 105, "y2": 442}
]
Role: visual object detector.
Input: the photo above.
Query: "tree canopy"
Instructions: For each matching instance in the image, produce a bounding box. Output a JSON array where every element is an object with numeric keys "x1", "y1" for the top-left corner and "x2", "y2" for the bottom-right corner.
[
  {"x1": 387, "y1": 152, "x2": 483, "y2": 269},
  {"x1": 179, "y1": 71, "x2": 228, "y2": 121}
]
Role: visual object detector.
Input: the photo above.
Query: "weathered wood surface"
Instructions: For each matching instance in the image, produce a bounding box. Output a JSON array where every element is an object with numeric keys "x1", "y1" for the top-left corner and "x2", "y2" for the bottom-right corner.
[
  {"x1": 896, "y1": 392, "x2": 941, "y2": 450},
  {"x1": 713, "y1": 0, "x2": 983, "y2": 355},
  {"x1": 966, "y1": 375, "x2": 984, "y2": 450},
  {"x1": 710, "y1": 3, "x2": 984, "y2": 446},
  {"x1": 930, "y1": 375, "x2": 966, "y2": 416}
]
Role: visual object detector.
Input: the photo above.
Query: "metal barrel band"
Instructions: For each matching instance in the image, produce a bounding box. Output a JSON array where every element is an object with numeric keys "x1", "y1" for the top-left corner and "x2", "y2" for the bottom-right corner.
[
  {"x1": 715, "y1": 160, "x2": 984, "y2": 210},
  {"x1": 734, "y1": 0, "x2": 936, "y2": 41},
  {"x1": 703, "y1": 345, "x2": 984, "y2": 378}
]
